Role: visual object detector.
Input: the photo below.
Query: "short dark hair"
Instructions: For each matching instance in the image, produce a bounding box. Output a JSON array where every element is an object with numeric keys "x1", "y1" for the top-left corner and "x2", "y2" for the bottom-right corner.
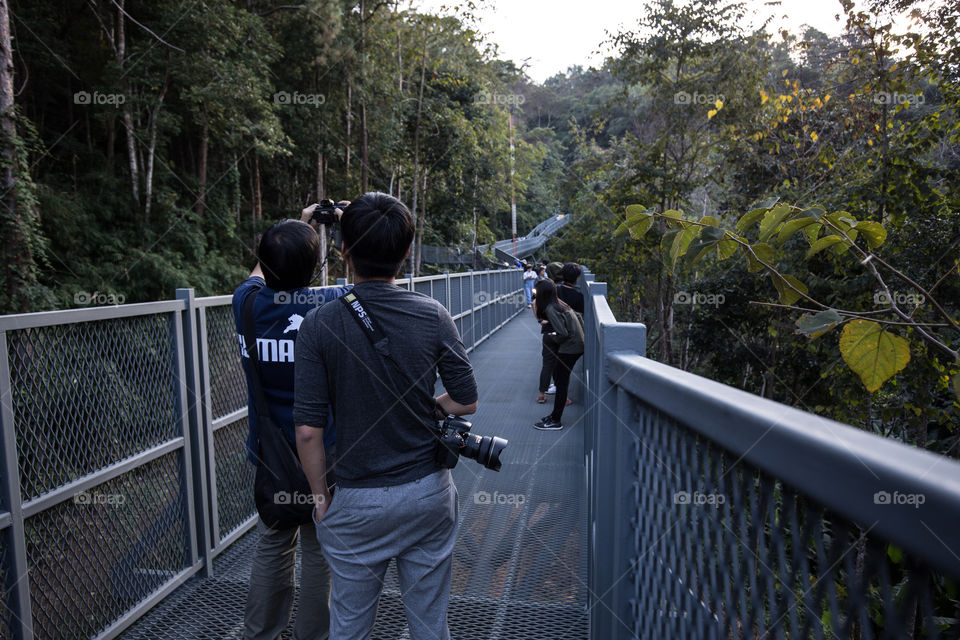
[
  {"x1": 561, "y1": 262, "x2": 581, "y2": 284},
  {"x1": 257, "y1": 219, "x2": 320, "y2": 291},
  {"x1": 340, "y1": 192, "x2": 414, "y2": 278}
]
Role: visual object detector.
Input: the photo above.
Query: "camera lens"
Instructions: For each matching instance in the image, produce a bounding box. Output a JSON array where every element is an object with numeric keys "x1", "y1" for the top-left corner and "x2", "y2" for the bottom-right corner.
[{"x1": 461, "y1": 433, "x2": 508, "y2": 471}]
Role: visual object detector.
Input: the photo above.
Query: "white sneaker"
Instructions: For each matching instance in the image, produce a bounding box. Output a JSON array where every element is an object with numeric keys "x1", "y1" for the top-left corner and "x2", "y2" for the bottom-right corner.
[{"x1": 546, "y1": 384, "x2": 556, "y2": 395}]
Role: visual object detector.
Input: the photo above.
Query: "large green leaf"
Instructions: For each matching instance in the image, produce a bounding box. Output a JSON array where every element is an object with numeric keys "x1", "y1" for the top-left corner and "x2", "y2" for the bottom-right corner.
[
  {"x1": 807, "y1": 235, "x2": 845, "y2": 258},
  {"x1": 796, "y1": 309, "x2": 843, "y2": 338},
  {"x1": 670, "y1": 226, "x2": 698, "y2": 268},
  {"x1": 854, "y1": 221, "x2": 888, "y2": 249},
  {"x1": 717, "y1": 237, "x2": 738, "y2": 260},
  {"x1": 839, "y1": 320, "x2": 911, "y2": 393},
  {"x1": 617, "y1": 205, "x2": 655, "y2": 238},
  {"x1": 770, "y1": 273, "x2": 808, "y2": 305},
  {"x1": 778, "y1": 216, "x2": 818, "y2": 245},
  {"x1": 683, "y1": 225, "x2": 725, "y2": 267},
  {"x1": 745, "y1": 243, "x2": 774, "y2": 273},
  {"x1": 758, "y1": 203, "x2": 794, "y2": 242}
]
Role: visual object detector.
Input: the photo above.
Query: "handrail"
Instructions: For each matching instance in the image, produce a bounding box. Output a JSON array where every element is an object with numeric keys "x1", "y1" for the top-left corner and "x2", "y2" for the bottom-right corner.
[{"x1": 581, "y1": 270, "x2": 960, "y2": 639}]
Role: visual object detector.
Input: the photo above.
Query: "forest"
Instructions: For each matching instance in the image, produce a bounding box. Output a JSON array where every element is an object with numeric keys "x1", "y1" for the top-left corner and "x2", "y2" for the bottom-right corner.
[{"x1": 0, "y1": 0, "x2": 957, "y2": 452}]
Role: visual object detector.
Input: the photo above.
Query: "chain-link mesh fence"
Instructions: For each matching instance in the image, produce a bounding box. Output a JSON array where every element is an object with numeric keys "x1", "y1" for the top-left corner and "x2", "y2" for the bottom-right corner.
[
  {"x1": 0, "y1": 271, "x2": 524, "y2": 639},
  {"x1": 628, "y1": 407, "x2": 957, "y2": 639},
  {"x1": 7, "y1": 315, "x2": 180, "y2": 500}
]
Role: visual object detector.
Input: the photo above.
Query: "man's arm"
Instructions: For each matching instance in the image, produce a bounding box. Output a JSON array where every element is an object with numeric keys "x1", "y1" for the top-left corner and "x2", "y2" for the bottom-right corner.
[
  {"x1": 435, "y1": 307, "x2": 479, "y2": 416},
  {"x1": 293, "y1": 309, "x2": 333, "y2": 521},
  {"x1": 296, "y1": 425, "x2": 331, "y2": 521},
  {"x1": 436, "y1": 392, "x2": 477, "y2": 416}
]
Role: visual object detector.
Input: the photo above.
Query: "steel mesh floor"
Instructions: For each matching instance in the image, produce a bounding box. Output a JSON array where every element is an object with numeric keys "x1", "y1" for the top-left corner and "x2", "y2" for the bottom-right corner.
[{"x1": 121, "y1": 312, "x2": 589, "y2": 639}]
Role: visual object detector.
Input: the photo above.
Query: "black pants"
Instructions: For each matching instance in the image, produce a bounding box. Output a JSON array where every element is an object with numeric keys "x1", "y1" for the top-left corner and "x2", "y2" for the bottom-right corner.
[
  {"x1": 539, "y1": 335, "x2": 559, "y2": 393},
  {"x1": 550, "y1": 352, "x2": 582, "y2": 422}
]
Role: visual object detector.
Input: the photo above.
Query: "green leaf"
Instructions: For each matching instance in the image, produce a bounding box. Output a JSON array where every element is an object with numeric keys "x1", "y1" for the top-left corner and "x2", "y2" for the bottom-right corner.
[
  {"x1": 752, "y1": 196, "x2": 780, "y2": 211},
  {"x1": 770, "y1": 273, "x2": 808, "y2": 305},
  {"x1": 683, "y1": 226, "x2": 725, "y2": 268},
  {"x1": 796, "y1": 309, "x2": 843, "y2": 339},
  {"x1": 778, "y1": 216, "x2": 818, "y2": 245},
  {"x1": 670, "y1": 226, "x2": 698, "y2": 268},
  {"x1": 699, "y1": 215, "x2": 720, "y2": 227},
  {"x1": 737, "y1": 206, "x2": 768, "y2": 233},
  {"x1": 854, "y1": 221, "x2": 887, "y2": 249},
  {"x1": 802, "y1": 222, "x2": 823, "y2": 244},
  {"x1": 662, "y1": 209, "x2": 685, "y2": 227},
  {"x1": 802, "y1": 206, "x2": 826, "y2": 220},
  {"x1": 745, "y1": 242, "x2": 774, "y2": 273},
  {"x1": 887, "y1": 544, "x2": 903, "y2": 564},
  {"x1": 839, "y1": 320, "x2": 911, "y2": 393},
  {"x1": 717, "y1": 237, "x2": 738, "y2": 260},
  {"x1": 758, "y1": 203, "x2": 794, "y2": 242},
  {"x1": 617, "y1": 205, "x2": 656, "y2": 238},
  {"x1": 807, "y1": 235, "x2": 845, "y2": 258},
  {"x1": 661, "y1": 228, "x2": 680, "y2": 257}
]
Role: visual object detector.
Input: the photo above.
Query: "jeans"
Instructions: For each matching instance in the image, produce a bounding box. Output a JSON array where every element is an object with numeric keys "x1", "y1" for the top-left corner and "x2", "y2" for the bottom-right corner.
[
  {"x1": 316, "y1": 469, "x2": 458, "y2": 640},
  {"x1": 524, "y1": 279, "x2": 535, "y2": 304},
  {"x1": 539, "y1": 335, "x2": 559, "y2": 393},
  {"x1": 244, "y1": 518, "x2": 331, "y2": 640},
  {"x1": 550, "y1": 352, "x2": 582, "y2": 422}
]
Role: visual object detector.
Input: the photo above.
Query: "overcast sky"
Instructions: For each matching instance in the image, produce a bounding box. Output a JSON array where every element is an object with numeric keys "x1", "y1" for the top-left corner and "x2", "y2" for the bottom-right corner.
[{"x1": 413, "y1": 0, "x2": 874, "y2": 83}]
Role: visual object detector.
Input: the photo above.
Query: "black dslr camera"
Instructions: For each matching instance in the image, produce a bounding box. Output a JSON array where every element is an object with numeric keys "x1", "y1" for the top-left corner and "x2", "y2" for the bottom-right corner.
[
  {"x1": 435, "y1": 415, "x2": 507, "y2": 472},
  {"x1": 308, "y1": 199, "x2": 343, "y2": 226}
]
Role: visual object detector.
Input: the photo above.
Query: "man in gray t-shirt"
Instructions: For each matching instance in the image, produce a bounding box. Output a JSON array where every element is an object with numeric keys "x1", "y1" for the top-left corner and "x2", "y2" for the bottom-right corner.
[{"x1": 294, "y1": 192, "x2": 477, "y2": 640}]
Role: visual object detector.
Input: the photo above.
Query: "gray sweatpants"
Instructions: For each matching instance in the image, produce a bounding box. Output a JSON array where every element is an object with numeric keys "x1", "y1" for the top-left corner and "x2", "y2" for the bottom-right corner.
[
  {"x1": 315, "y1": 469, "x2": 459, "y2": 640},
  {"x1": 243, "y1": 519, "x2": 331, "y2": 640}
]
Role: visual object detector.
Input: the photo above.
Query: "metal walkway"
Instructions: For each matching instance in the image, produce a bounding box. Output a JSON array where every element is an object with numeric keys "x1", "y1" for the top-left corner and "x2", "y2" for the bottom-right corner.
[{"x1": 120, "y1": 313, "x2": 589, "y2": 639}]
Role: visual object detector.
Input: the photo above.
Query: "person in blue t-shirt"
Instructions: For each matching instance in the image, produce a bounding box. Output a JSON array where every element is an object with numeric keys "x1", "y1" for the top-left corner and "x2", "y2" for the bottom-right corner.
[{"x1": 232, "y1": 210, "x2": 350, "y2": 640}]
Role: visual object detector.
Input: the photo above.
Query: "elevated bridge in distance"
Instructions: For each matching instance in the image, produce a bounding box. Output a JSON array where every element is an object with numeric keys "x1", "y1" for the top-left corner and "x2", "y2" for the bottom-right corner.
[
  {"x1": 0, "y1": 268, "x2": 958, "y2": 639},
  {"x1": 416, "y1": 213, "x2": 571, "y2": 267}
]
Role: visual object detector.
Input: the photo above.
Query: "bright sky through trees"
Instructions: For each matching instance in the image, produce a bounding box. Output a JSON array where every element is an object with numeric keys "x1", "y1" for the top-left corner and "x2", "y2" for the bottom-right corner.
[{"x1": 415, "y1": 0, "x2": 910, "y2": 82}]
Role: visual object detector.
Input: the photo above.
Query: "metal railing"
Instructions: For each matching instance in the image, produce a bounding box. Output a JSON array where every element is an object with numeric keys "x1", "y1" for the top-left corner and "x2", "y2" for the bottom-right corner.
[
  {"x1": 580, "y1": 271, "x2": 960, "y2": 639},
  {"x1": 0, "y1": 269, "x2": 524, "y2": 640}
]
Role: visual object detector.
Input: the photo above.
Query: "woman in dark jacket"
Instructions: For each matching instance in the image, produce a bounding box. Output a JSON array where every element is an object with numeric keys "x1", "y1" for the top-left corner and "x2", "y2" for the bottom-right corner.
[{"x1": 532, "y1": 279, "x2": 584, "y2": 430}]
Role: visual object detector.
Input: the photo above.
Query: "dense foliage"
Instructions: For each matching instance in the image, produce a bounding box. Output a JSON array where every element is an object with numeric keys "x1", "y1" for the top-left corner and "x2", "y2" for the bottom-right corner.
[
  {"x1": 541, "y1": 0, "x2": 959, "y2": 455},
  {"x1": 2, "y1": 0, "x2": 560, "y2": 310},
  {"x1": 2, "y1": 0, "x2": 957, "y2": 448}
]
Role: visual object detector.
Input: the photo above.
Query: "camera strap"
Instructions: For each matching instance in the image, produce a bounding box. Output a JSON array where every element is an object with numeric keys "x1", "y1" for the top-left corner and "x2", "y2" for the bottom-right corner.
[{"x1": 338, "y1": 290, "x2": 433, "y2": 428}]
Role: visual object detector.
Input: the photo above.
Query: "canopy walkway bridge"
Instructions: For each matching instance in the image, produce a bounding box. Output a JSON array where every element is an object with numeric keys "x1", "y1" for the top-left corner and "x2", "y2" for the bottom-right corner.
[{"x1": 0, "y1": 269, "x2": 958, "y2": 639}]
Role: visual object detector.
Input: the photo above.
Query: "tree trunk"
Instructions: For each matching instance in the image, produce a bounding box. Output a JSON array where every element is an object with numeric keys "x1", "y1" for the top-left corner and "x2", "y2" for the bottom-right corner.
[
  {"x1": 116, "y1": 0, "x2": 139, "y2": 204},
  {"x1": 414, "y1": 168, "x2": 426, "y2": 275},
  {"x1": 409, "y1": 38, "x2": 426, "y2": 274},
  {"x1": 360, "y1": 100, "x2": 368, "y2": 192},
  {"x1": 253, "y1": 152, "x2": 262, "y2": 222},
  {"x1": 317, "y1": 147, "x2": 327, "y2": 285},
  {"x1": 359, "y1": 0, "x2": 368, "y2": 192},
  {"x1": 0, "y1": 0, "x2": 35, "y2": 312},
  {"x1": 144, "y1": 72, "x2": 169, "y2": 222},
  {"x1": 196, "y1": 121, "x2": 208, "y2": 218},
  {"x1": 345, "y1": 81, "x2": 352, "y2": 183}
]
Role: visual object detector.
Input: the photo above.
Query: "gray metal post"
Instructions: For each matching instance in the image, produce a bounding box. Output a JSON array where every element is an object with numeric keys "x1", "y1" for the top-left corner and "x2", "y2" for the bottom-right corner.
[
  {"x1": 445, "y1": 271, "x2": 451, "y2": 313},
  {"x1": 405, "y1": 273, "x2": 413, "y2": 291},
  {"x1": 582, "y1": 278, "x2": 647, "y2": 640},
  {"x1": 469, "y1": 270, "x2": 476, "y2": 349},
  {"x1": 170, "y1": 303, "x2": 200, "y2": 572},
  {"x1": 0, "y1": 330, "x2": 35, "y2": 639},
  {"x1": 176, "y1": 288, "x2": 214, "y2": 576}
]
